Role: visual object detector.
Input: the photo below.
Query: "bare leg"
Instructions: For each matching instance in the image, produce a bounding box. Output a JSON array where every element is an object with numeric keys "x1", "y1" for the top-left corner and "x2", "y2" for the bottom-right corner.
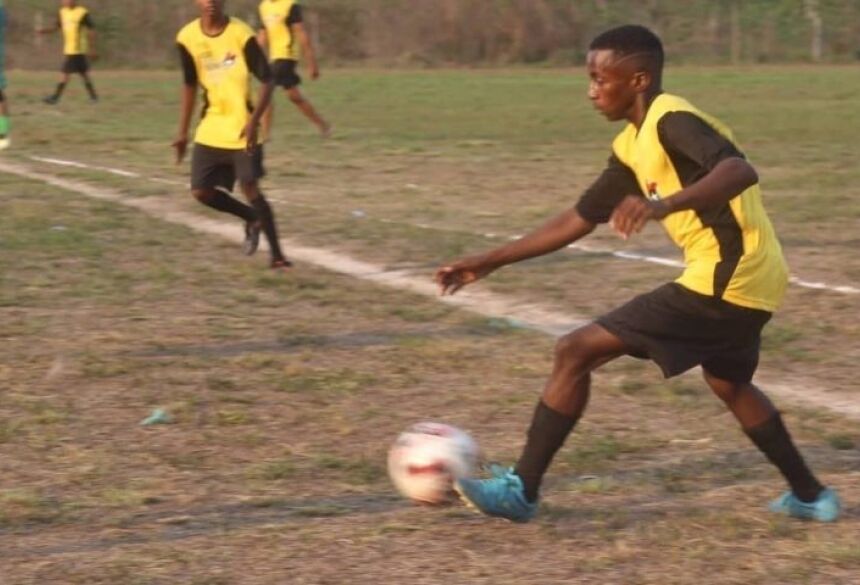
[
  {"x1": 703, "y1": 372, "x2": 775, "y2": 428},
  {"x1": 286, "y1": 86, "x2": 330, "y2": 137},
  {"x1": 515, "y1": 324, "x2": 629, "y2": 500},
  {"x1": 704, "y1": 371, "x2": 824, "y2": 502}
]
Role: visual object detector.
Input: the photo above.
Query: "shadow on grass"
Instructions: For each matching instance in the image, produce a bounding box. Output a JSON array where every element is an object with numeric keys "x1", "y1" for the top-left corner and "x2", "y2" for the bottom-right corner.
[
  {"x1": 130, "y1": 324, "x2": 523, "y2": 359},
  {"x1": 0, "y1": 493, "x2": 407, "y2": 560}
]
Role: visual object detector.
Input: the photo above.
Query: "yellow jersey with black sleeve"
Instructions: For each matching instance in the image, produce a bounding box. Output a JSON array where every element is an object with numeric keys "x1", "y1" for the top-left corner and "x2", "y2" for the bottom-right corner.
[
  {"x1": 59, "y1": 6, "x2": 93, "y2": 56},
  {"x1": 259, "y1": 0, "x2": 303, "y2": 61},
  {"x1": 176, "y1": 17, "x2": 272, "y2": 150},
  {"x1": 577, "y1": 93, "x2": 788, "y2": 312}
]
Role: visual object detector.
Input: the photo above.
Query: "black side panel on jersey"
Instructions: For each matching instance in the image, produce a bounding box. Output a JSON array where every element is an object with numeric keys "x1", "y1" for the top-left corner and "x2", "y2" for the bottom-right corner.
[{"x1": 658, "y1": 111, "x2": 746, "y2": 297}]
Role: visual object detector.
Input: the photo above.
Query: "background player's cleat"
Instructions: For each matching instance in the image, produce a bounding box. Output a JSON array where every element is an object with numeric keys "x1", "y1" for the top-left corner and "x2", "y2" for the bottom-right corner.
[
  {"x1": 270, "y1": 257, "x2": 293, "y2": 270},
  {"x1": 769, "y1": 487, "x2": 840, "y2": 522},
  {"x1": 454, "y1": 466, "x2": 537, "y2": 523},
  {"x1": 43, "y1": 95, "x2": 59, "y2": 105},
  {"x1": 243, "y1": 221, "x2": 261, "y2": 256}
]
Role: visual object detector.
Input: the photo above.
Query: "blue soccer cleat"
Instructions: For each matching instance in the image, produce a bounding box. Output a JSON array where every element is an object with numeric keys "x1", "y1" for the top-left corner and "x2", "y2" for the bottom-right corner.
[
  {"x1": 454, "y1": 465, "x2": 538, "y2": 523},
  {"x1": 768, "y1": 487, "x2": 841, "y2": 522}
]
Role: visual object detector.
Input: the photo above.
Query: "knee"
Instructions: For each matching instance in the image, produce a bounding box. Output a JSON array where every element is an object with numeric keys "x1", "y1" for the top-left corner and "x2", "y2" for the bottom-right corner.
[
  {"x1": 704, "y1": 371, "x2": 742, "y2": 404},
  {"x1": 287, "y1": 91, "x2": 305, "y2": 105},
  {"x1": 553, "y1": 329, "x2": 597, "y2": 373}
]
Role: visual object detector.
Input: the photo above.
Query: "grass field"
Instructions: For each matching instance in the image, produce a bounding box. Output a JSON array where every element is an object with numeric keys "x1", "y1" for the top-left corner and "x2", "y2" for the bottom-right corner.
[{"x1": 1, "y1": 67, "x2": 859, "y2": 584}]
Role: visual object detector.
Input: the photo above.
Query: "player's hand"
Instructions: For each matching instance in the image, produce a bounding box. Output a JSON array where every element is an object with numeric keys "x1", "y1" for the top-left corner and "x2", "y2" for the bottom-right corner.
[
  {"x1": 609, "y1": 195, "x2": 671, "y2": 240},
  {"x1": 240, "y1": 122, "x2": 259, "y2": 153},
  {"x1": 88, "y1": 51, "x2": 99, "y2": 61},
  {"x1": 172, "y1": 137, "x2": 188, "y2": 164},
  {"x1": 435, "y1": 257, "x2": 496, "y2": 296},
  {"x1": 309, "y1": 63, "x2": 320, "y2": 80}
]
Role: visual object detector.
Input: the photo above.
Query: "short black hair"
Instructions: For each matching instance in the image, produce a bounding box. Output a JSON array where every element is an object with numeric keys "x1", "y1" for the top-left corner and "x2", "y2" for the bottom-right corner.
[{"x1": 589, "y1": 25, "x2": 664, "y2": 71}]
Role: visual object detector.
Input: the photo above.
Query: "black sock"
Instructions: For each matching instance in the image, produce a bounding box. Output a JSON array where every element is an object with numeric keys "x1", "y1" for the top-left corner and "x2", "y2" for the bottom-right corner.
[
  {"x1": 200, "y1": 190, "x2": 257, "y2": 223},
  {"x1": 84, "y1": 79, "x2": 98, "y2": 100},
  {"x1": 52, "y1": 82, "x2": 66, "y2": 99},
  {"x1": 514, "y1": 401, "x2": 579, "y2": 502},
  {"x1": 252, "y1": 194, "x2": 284, "y2": 260},
  {"x1": 744, "y1": 414, "x2": 824, "y2": 502}
]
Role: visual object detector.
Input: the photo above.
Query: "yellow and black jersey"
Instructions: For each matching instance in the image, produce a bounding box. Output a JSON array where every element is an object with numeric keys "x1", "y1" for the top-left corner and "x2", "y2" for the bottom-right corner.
[
  {"x1": 177, "y1": 17, "x2": 272, "y2": 150},
  {"x1": 259, "y1": 0, "x2": 303, "y2": 61},
  {"x1": 576, "y1": 93, "x2": 788, "y2": 312},
  {"x1": 58, "y1": 5, "x2": 93, "y2": 56}
]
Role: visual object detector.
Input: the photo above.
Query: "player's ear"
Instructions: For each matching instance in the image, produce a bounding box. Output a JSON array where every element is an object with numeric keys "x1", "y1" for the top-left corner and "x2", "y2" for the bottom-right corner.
[{"x1": 631, "y1": 70, "x2": 651, "y2": 93}]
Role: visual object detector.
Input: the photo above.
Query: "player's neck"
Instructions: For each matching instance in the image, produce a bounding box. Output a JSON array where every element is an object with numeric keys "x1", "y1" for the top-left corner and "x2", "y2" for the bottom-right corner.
[
  {"x1": 629, "y1": 88, "x2": 663, "y2": 129},
  {"x1": 200, "y1": 13, "x2": 229, "y2": 36}
]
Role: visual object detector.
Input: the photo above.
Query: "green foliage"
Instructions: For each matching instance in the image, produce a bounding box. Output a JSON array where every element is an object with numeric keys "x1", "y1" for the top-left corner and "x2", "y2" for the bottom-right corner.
[{"x1": 8, "y1": 0, "x2": 860, "y2": 68}]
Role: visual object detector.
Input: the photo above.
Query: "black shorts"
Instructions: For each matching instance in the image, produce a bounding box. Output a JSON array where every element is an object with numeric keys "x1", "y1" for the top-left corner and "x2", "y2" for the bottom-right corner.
[
  {"x1": 62, "y1": 55, "x2": 90, "y2": 74},
  {"x1": 190, "y1": 143, "x2": 265, "y2": 191},
  {"x1": 597, "y1": 283, "x2": 772, "y2": 383},
  {"x1": 271, "y1": 59, "x2": 301, "y2": 89}
]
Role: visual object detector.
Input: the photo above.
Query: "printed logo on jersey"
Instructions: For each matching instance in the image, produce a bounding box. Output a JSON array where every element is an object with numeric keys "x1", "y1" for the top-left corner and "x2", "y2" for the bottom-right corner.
[{"x1": 646, "y1": 181, "x2": 663, "y2": 201}]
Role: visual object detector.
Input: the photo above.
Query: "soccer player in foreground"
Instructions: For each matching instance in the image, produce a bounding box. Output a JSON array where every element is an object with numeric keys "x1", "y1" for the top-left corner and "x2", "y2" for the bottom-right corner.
[
  {"x1": 37, "y1": 0, "x2": 99, "y2": 104},
  {"x1": 174, "y1": 0, "x2": 292, "y2": 271},
  {"x1": 435, "y1": 25, "x2": 840, "y2": 524},
  {"x1": 257, "y1": 0, "x2": 330, "y2": 138}
]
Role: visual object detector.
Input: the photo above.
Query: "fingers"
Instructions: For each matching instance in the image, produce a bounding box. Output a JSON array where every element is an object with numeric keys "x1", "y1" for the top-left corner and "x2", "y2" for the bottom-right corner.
[
  {"x1": 610, "y1": 196, "x2": 652, "y2": 239},
  {"x1": 172, "y1": 140, "x2": 187, "y2": 165},
  {"x1": 434, "y1": 267, "x2": 466, "y2": 296}
]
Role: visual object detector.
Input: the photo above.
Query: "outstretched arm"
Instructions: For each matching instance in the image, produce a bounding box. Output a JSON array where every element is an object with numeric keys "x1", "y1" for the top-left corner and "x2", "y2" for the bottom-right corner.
[
  {"x1": 435, "y1": 209, "x2": 595, "y2": 295},
  {"x1": 435, "y1": 154, "x2": 640, "y2": 295}
]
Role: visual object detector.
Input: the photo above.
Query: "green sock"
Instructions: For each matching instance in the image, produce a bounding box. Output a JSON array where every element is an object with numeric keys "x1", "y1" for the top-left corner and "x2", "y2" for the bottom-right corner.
[{"x1": 0, "y1": 116, "x2": 9, "y2": 136}]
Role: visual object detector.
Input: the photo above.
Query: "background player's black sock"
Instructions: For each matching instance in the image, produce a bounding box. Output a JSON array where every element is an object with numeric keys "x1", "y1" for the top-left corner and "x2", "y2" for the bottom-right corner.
[
  {"x1": 200, "y1": 190, "x2": 257, "y2": 223},
  {"x1": 252, "y1": 194, "x2": 284, "y2": 260},
  {"x1": 52, "y1": 82, "x2": 66, "y2": 100},
  {"x1": 84, "y1": 80, "x2": 98, "y2": 100},
  {"x1": 744, "y1": 414, "x2": 824, "y2": 502},
  {"x1": 514, "y1": 400, "x2": 579, "y2": 502}
]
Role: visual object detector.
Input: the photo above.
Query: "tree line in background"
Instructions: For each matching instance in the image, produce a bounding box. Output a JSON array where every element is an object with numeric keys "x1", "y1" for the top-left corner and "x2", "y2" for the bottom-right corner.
[{"x1": 10, "y1": 0, "x2": 860, "y2": 69}]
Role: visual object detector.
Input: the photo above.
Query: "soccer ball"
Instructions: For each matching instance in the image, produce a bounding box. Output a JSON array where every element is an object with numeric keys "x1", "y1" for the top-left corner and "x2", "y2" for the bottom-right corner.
[{"x1": 387, "y1": 422, "x2": 479, "y2": 505}]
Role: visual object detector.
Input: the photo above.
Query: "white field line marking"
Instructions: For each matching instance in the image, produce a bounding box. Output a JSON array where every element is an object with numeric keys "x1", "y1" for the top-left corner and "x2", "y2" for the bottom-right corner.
[
  {"x1": 4, "y1": 160, "x2": 584, "y2": 337},
  {"x1": 26, "y1": 155, "x2": 860, "y2": 296},
  {"x1": 4, "y1": 159, "x2": 859, "y2": 421}
]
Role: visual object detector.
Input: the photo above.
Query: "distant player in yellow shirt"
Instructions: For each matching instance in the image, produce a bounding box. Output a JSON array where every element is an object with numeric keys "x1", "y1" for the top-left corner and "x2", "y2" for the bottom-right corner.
[
  {"x1": 257, "y1": 0, "x2": 329, "y2": 138},
  {"x1": 174, "y1": 0, "x2": 291, "y2": 270},
  {"x1": 37, "y1": 0, "x2": 99, "y2": 104},
  {"x1": 437, "y1": 25, "x2": 839, "y2": 524}
]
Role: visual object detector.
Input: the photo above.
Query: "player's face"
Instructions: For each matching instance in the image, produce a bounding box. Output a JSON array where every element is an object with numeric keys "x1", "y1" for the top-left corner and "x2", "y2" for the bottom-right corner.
[
  {"x1": 195, "y1": 0, "x2": 225, "y2": 17},
  {"x1": 586, "y1": 49, "x2": 641, "y2": 122},
  {"x1": 62, "y1": 0, "x2": 76, "y2": 8}
]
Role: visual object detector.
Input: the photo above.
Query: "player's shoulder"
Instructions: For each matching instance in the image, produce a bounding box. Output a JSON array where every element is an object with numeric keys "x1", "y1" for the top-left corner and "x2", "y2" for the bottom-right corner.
[
  {"x1": 176, "y1": 19, "x2": 201, "y2": 44},
  {"x1": 227, "y1": 17, "x2": 257, "y2": 41}
]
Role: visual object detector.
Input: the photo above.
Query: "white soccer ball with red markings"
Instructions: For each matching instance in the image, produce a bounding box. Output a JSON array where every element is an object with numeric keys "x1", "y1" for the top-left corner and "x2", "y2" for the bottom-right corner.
[{"x1": 387, "y1": 422, "x2": 479, "y2": 504}]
